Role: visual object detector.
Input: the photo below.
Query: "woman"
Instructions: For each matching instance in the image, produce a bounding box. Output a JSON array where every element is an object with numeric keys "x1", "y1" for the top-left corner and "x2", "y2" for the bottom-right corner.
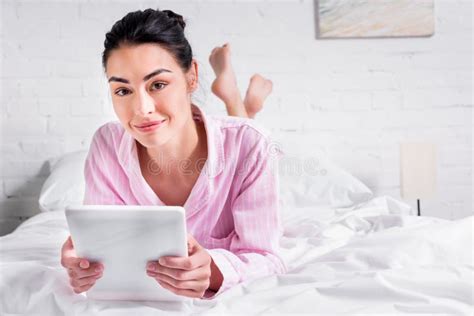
[{"x1": 60, "y1": 8, "x2": 285, "y2": 300}]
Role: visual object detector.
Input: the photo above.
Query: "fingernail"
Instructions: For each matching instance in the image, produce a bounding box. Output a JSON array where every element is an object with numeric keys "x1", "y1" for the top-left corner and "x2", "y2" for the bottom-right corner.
[
  {"x1": 147, "y1": 263, "x2": 156, "y2": 271},
  {"x1": 80, "y1": 260, "x2": 89, "y2": 269},
  {"x1": 95, "y1": 266, "x2": 103, "y2": 273}
]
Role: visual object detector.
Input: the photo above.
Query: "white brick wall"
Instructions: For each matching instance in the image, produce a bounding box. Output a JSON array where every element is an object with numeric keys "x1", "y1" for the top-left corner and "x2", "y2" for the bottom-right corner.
[{"x1": 0, "y1": 0, "x2": 472, "y2": 233}]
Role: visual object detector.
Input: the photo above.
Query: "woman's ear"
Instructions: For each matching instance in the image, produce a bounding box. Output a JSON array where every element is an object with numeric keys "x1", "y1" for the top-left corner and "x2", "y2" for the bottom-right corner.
[{"x1": 187, "y1": 59, "x2": 199, "y2": 93}]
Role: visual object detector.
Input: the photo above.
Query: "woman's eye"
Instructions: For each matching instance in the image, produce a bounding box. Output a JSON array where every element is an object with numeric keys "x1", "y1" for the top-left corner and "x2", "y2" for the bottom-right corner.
[
  {"x1": 115, "y1": 88, "x2": 130, "y2": 96},
  {"x1": 151, "y1": 82, "x2": 166, "y2": 91}
]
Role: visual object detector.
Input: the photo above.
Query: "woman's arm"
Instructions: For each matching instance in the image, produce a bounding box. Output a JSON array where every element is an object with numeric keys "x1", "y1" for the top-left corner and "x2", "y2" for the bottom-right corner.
[
  {"x1": 147, "y1": 136, "x2": 286, "y2": 298},
  {"x1": 203, "y1": 136, "x2": 287, "y2": 298}
]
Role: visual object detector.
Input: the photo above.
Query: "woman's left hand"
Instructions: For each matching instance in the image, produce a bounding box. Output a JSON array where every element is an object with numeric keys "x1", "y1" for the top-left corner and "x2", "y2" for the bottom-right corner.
[{"x1": 146, "y1": 233, "x2": 214, "y2": 298}]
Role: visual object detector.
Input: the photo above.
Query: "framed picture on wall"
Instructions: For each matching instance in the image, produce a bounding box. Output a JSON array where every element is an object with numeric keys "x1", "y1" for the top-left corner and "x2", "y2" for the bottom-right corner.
[{"x1": 317, "y1": 0, "x2": 435, "y2": 38}]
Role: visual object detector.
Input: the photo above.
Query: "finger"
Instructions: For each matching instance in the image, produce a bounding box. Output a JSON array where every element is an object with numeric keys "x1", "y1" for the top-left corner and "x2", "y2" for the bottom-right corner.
[
  {"x1": 67, "y1": 268, "x2": 76, "y2": 278},
  {"x1": 61, "y1": 237, "x2": 77, "y2": 267},
  {"x1": 73, "y1": 281, "x2": 95, "y2": 294},
  {"x1": 74, "y1": 263, "x2": 104, "y2": 279},
  {"x1": 62, "y1": 236, "x2": 73, "y2": 251},
  {"x1": 163, "y1": 247, "x2": 210, "y2": 270},
  {"x1": 71, "y1": 273, "x2": 102, "y2": 288},
  {"x1": 77, "y1": 267, "x2": 103, "y2": 280},
  {"x1": 64, "y1": 258, "x2": 90, "y2": 270},
  {"x1": 147, "y1": 265, "x2": 210, "y2": 282},
  {"x1": 61, "y1": 237, "x2": 77, "y2": 257},
  {"x1": 157, "y1": 257, "x2": 195, "y2": 271},
  {"x1": 151, "y1": 271, "x2": 209, "y2": 292},
  {"x1": 79, "y1": 259, "x2": 89, "y2": 269},
  {"x1": 61, "y1": 256, "x2": 82, "y2": 269},
  {"x1": 148, "y1": 262, "x2": 188, "y2": 279},
  {"x1": 157, "y1": 279, "x2": 204, "y2": 298},
  {"x1": 187, "y1": 234, "x2": 204, "y2": 255}
]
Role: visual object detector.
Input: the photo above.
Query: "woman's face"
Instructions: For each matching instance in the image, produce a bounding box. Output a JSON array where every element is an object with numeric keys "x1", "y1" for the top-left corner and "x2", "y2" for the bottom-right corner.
[{"x1": 105, "y1": 43, "x2": 198, "y2": 148}]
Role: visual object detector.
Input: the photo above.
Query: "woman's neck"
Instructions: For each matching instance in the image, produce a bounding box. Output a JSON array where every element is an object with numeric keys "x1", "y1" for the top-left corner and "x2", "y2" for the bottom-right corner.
[{"x1": 138, "y1": 114, "x2": 207, "y2": 178}]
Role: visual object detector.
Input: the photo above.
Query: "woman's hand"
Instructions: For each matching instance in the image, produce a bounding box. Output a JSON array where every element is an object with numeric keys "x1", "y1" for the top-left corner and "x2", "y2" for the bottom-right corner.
[
  {"x1": 60, "y1": 236, "x2": 104, "y2": 294},
  {"x1": 146, "y1": 234, "x2": 223, "y2": 298}
]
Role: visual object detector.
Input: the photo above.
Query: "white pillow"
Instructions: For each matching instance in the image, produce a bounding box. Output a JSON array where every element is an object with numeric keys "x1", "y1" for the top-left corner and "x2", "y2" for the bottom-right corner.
[
  {"x1": 38, "y1": 145, "x2": 373, "y2": 213},
  {"x1": 276, "y1": 140, "x2": 373, "y2": 210},
  {"x1": 38, "y1": 150, "x2": 87, "y2": 212}
]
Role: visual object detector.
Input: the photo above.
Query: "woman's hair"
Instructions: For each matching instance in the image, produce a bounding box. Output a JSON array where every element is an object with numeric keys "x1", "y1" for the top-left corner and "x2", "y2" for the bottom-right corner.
[{"x1": 102, "y1": 8, "x2": 193, "y2": 72}]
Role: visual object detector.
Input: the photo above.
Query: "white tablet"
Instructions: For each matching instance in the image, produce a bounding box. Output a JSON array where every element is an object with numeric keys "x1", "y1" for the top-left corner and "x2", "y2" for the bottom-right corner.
[{"x1": 65, "y1": 205, "x2": 191, "y2": 302}]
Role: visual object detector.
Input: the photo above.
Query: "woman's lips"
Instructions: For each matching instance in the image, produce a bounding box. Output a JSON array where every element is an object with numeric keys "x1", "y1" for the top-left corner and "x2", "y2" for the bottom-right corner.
[{"x1": 134, "y1": 119, "x2": 166, "y2": 132}]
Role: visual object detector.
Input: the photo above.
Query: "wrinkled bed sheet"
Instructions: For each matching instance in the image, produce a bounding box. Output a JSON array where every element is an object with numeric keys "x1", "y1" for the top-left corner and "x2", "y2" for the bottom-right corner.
[{"x1": 0, "y1": 196, "x2": 472, "y2": 315}]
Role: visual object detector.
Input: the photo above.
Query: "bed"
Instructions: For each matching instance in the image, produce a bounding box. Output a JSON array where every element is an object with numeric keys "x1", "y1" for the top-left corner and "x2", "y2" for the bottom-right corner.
[{"x1": 0, "y1": 148, "x2": 472, "y2": 315}]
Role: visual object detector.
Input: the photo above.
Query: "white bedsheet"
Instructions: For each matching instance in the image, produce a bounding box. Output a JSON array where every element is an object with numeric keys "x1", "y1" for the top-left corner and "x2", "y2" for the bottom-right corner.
[{"x1": 0, "y1": 196, "x2": 472, "y2": 315}]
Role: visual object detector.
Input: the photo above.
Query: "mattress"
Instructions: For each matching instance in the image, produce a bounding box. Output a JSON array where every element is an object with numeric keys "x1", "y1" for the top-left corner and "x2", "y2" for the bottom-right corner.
[{"x1": 0, "y1": 196, "x2": 472, "y2": 315}]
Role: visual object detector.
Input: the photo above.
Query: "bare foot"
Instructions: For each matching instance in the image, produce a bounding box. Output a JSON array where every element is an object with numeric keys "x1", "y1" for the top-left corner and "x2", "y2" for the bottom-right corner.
[
  {"x1": 209, "y1": 43, "x2": 247, "y2": 117},
  {"x1": 243, "y1": 74, "x2": 273, "y2": 118}
]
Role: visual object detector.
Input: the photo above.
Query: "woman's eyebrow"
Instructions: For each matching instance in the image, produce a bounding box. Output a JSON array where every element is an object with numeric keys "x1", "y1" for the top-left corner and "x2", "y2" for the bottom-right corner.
[{"x1": 108, "y1": 68, "x2": 172, "y2": 84}]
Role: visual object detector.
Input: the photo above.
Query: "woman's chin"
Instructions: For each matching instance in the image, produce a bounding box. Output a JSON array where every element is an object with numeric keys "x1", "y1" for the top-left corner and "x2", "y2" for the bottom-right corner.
[{"x1": 135, "y1": 134, "x2": 170, "y2": 148}]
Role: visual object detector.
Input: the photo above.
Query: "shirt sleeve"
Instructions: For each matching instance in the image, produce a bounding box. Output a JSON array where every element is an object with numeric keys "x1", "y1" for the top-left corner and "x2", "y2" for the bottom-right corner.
[
  {"x1": 83, "y1": 125, "x2": 126, "y2": 205},
  {"x1": 203, "y1": 136, "x2": 287, "y2": 299}
]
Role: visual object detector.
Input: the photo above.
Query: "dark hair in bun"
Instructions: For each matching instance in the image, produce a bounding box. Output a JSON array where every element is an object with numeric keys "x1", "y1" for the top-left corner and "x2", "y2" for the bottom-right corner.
[
  {"x1": 102, "y1": 8, "x2": 193, "y2": 72},
  {"x1": 162, "y1": 9, "x2": 186, "y2": 29}
]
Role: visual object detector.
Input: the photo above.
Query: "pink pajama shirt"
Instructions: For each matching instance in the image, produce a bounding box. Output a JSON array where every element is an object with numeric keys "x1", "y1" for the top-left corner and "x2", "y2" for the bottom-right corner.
[{"x1": 83, "y1": 104, "x2": 287, "y2": 299}]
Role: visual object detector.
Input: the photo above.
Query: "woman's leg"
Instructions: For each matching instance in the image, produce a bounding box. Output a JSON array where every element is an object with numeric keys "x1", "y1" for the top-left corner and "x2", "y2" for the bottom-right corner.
[
  {"x1": 209, "y1": 43, "x2": 247, "y2": 117},
  {"x1": 209, "y1": 43, "x2": 272, "y2": 119}
]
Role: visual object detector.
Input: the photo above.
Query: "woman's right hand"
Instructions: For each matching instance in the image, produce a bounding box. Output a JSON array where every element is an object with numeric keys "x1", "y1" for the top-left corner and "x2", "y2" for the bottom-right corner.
[{"x1": 60, "y1": 236, "x2": 104, "y2": 294}]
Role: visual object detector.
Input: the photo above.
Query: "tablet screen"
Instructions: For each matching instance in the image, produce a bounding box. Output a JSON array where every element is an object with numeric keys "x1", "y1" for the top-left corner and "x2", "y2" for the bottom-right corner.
[{"x1": 66, "y1": 205, "x2": 191, "y2": 302}]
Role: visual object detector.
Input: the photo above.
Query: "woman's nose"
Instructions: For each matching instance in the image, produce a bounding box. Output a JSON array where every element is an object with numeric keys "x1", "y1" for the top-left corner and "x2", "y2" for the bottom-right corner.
[{"x1": 135, "y1": 91, "x2": 155, "y2": 115}]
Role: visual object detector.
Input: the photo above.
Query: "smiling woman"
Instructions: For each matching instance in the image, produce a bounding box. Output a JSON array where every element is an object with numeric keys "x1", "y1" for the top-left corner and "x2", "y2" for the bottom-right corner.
[
  {"x1": 107, "y1": 43, "x2": 200, "y2": 152},
  {"x1": 59, "y1": 8, "x2": 286, "y2": 300}
]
